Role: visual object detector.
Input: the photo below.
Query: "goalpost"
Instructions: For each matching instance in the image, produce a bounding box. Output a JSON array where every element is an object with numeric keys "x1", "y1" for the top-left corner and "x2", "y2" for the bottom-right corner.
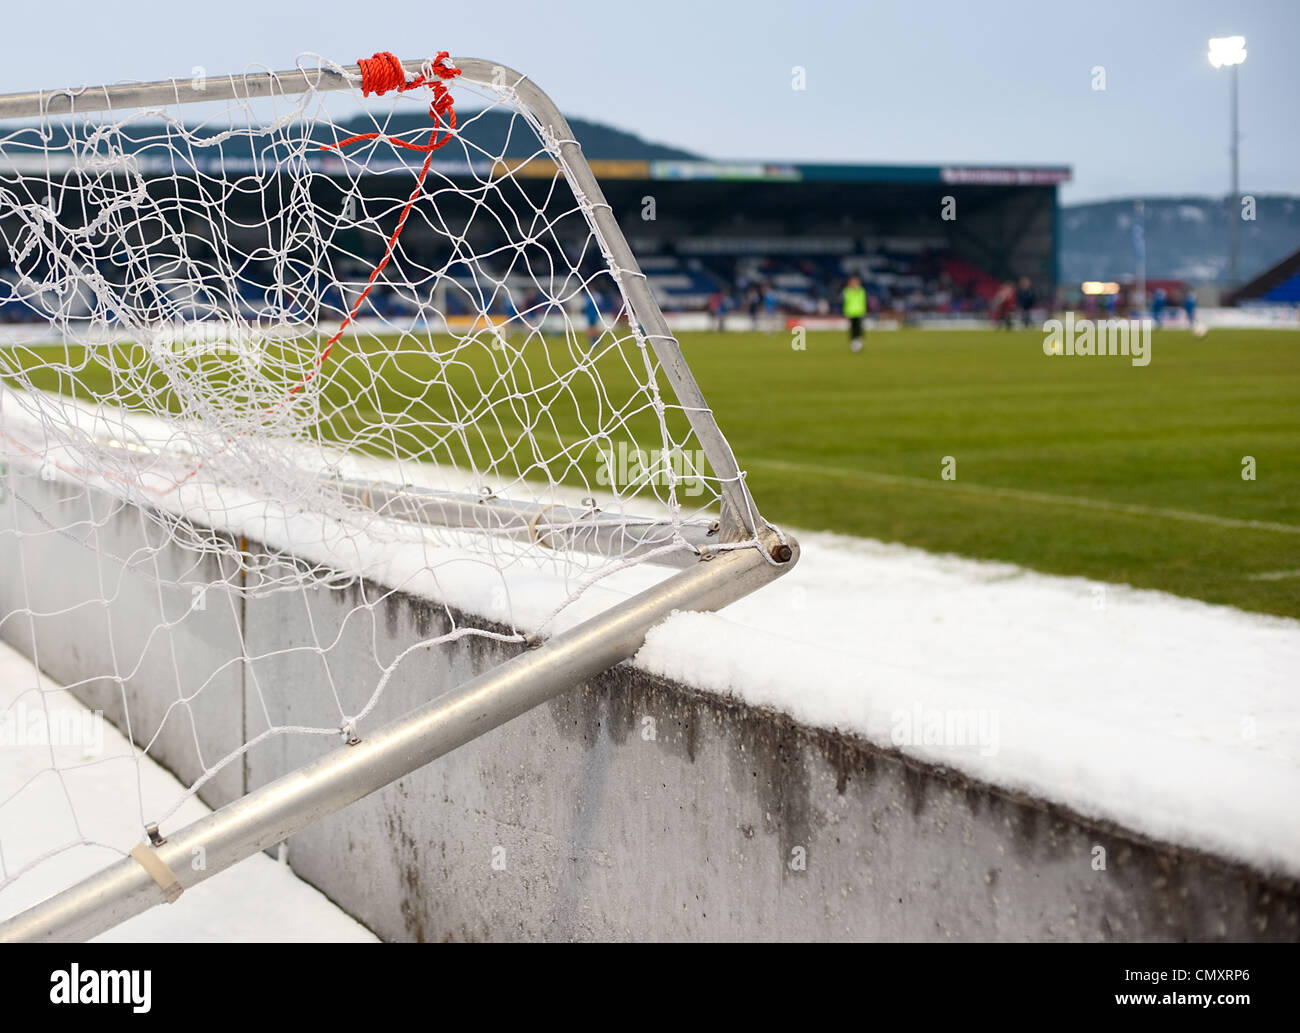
[{"x1": 0, "y1": 52, "x2": 796, "y2": 941}]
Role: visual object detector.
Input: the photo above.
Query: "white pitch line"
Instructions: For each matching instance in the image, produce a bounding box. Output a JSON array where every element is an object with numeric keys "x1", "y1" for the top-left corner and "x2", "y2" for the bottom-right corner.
[
  {"x1": 746, "y1": 457, "x2": 1300, "y2": 535},
  {"x1": 1247, "y1": 569, "x2": 1300, "y2": 581}
]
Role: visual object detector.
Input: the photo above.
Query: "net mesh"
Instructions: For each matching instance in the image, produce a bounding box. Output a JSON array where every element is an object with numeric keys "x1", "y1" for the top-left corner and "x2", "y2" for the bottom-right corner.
[{"x1": 0, "y1": 54, "x2": 760, "y2": 901}]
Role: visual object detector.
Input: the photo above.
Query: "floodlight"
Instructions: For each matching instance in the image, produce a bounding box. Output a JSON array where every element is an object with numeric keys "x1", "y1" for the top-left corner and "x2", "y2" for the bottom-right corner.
[{"x1": 1208, "y1": 36, "x2": 1247, "y2": 69}]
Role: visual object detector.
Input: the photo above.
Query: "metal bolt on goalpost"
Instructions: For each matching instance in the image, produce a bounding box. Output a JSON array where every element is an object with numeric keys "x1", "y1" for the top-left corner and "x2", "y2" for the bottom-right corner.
[{"x1": 0, "y1": 55, "x2": 798, "y2": 942}]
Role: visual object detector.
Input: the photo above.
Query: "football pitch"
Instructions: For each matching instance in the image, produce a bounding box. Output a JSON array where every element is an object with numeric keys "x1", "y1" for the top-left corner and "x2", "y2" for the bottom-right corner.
[
  {"x1": 6, "y1": 326, "x2": 1298, "y2": 618},
  {"x1": 696, "y1": 328, "x2": 1299, "y2": 619}
]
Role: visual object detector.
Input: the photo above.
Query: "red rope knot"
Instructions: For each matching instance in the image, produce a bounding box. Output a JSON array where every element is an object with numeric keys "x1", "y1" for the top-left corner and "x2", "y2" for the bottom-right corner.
[
  {"x1": 277, "y1": 50, "x2": 462, "y2": 408},
  {"x1": 355, "y1": 50, "x2": 460, "y2": 96},
  {"x1": 357, "y1": 51, "x2": 419, "y2": 96},
  {"x1": 426, "y1": 51, "x2": 461, "y2": 82},
  {"x1": 323, "y1": 51, "x2": 461, "y2": 155}
]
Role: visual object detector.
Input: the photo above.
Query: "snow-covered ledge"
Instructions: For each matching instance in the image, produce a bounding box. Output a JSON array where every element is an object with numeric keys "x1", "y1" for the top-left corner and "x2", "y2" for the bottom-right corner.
[{"x1": 3, "y1": 468, "x2": 1297, "y2": 941}]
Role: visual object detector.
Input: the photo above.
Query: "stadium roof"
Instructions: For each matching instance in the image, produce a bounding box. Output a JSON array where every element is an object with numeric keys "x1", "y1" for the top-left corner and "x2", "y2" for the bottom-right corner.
[
  {"x1": 519, "y1": 160, "x2": 1073, "y2": 185},
  {"x1": 0, "y1": 105, "x2": 1070, "y2": 186},
  {"x1": 0, "y1": 103, "x2": 1071, "y2": 186}
]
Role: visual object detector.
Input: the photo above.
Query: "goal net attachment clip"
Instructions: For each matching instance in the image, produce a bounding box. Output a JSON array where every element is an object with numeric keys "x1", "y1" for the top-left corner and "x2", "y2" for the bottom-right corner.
[{"x1": 128, "y1": 827, "x2": 184, "y2": 906}]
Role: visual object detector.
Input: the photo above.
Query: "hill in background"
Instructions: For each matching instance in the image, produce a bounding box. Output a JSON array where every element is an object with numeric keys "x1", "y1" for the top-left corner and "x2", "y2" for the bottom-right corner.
[
  {"x1": 1059, "y1": 196, "x2": 1300, "y2": 285},
  {"x1": 338, "y1": 108, "x2": 700, "y2": 162}
]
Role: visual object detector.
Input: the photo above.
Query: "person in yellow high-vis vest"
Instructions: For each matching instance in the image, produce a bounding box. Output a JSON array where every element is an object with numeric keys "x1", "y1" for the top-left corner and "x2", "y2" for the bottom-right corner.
[{"x1": 843, "y1": 275, "x2": 867, "y2": 352}]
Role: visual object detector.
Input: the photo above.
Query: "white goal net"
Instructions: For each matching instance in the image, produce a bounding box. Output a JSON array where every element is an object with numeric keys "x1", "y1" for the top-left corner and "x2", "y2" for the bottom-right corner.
[{"x1": 0, "y1": 52, "x2": 785, "y2": 926}]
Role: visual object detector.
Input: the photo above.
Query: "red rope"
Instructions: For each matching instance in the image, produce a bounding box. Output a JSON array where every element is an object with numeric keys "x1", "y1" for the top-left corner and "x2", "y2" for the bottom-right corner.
[{"x1": 278, "y1": 51, "x2": 461, "y2": 406}]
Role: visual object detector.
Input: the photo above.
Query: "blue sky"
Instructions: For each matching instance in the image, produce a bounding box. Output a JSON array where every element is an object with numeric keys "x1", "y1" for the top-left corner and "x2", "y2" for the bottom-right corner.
[{"x1": 2, "y1": 0, "x2": 1296, "y2": 203}]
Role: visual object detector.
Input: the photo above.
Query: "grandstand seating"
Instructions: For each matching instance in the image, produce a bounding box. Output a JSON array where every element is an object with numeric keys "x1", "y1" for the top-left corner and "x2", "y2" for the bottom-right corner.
[
  {"x1": 1227, "y1": 245, "x2": 1300, "y2": 307},
  {"x1": 636, "y1": 242, "x2": 1001, "y2": 317},
  {"x1": 1262, "y1": 271, "x2": 1300, "y2": 303},
  {"x1": 0, "y1": 234, "x2": 1005, "y2": 326}
]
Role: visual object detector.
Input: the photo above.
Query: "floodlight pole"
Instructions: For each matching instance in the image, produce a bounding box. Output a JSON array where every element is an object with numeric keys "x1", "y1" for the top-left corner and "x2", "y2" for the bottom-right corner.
[
  {"x1": 1229, "y1": 62, "x2": 1239, "y2": 286},
  {"x1": 1209, "y1": 36, "x2": 1246, "y2": 289}
]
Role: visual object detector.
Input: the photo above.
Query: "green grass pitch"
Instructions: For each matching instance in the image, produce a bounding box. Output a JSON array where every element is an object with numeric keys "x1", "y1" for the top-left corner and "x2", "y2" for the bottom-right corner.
[
  {"x1": 692, "y1": 328, "x2": 1299, "y2": 619},
  {"x1": 6, "y1": 326, "x2": 1298, "y2": 618}
]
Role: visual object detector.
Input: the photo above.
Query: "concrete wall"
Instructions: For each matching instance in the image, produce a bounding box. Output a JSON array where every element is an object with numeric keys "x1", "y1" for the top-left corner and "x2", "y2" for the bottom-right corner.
[
  {"x1": 3, "y1": 466, "x2": 1298, "y2": 941},
  {"x1": 0, "y1": 466, "x2": 247, "y2": 807}
]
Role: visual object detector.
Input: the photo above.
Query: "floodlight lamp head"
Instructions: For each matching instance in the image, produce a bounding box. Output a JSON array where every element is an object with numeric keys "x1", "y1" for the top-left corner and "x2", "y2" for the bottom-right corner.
[{"x1": 1208, "y1": 36, "x2": 1247, "y2": 69}]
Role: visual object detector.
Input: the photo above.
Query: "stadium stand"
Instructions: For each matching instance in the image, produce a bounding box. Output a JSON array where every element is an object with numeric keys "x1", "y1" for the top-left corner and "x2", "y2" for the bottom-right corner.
[
  {"x1": 0, "y1": 110, "x2": 1069, "y2": 327},
  {"x1": 1226, "y1": 245, "x2": 1300, "y2": 306}
]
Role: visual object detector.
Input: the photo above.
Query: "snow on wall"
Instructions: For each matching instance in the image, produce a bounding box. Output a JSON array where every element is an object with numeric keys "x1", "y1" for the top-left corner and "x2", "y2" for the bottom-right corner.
[
  {"x1": 637, "y1": 531, "x2": 1300, "y2": 881},
  {"x1": 3, "y1": 396, "x2": 1298, "y2": 885},
  {"x1": 0, "y1": 642, "x2": 377, "y2": 942}
]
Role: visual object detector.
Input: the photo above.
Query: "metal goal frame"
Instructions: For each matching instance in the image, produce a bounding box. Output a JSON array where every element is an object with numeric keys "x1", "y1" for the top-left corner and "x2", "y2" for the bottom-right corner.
[{"x1": 0, "y1": 56, "x2": 797, "y2": 942}]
